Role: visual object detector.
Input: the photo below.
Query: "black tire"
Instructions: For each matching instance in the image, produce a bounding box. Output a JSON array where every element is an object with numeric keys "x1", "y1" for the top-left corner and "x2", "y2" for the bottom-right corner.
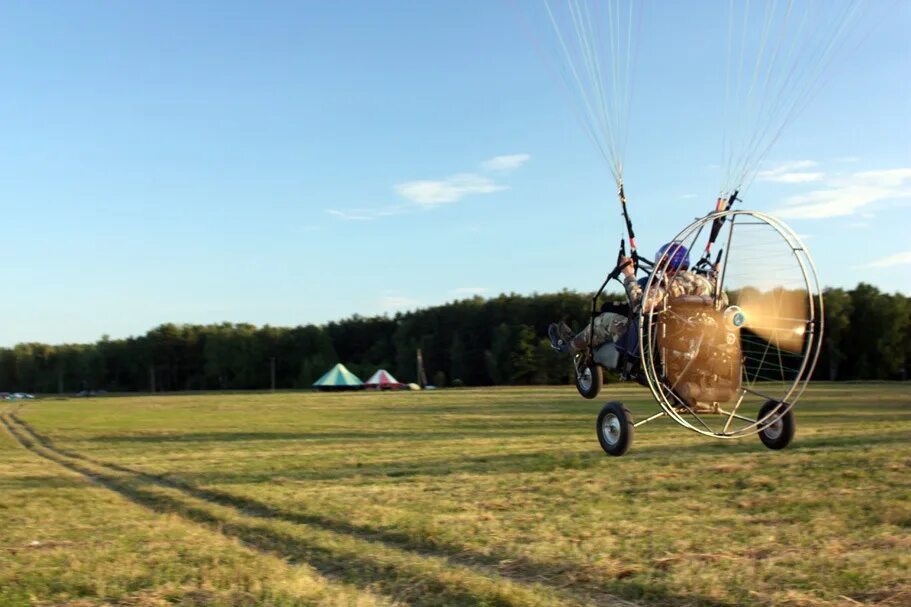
[
  {"x1": 757, "y1": 400, "x2": 795, "y2": 450},
  {"x1": 596, "y1": 401, "x2": 634, "y2": 456},
  {"x1": 575, "y1": 360, "x2": 602, "y2": 399}
]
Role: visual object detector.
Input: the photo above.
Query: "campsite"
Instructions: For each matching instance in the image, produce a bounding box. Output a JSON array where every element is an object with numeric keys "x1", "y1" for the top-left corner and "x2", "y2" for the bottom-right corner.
[{"x1": 313, "y1": 364, "x2": 411, "y2": 391}]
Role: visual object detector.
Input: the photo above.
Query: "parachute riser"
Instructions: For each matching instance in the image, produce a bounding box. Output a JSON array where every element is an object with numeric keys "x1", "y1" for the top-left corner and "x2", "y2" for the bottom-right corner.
[
  {"x1": 589, "y1": 239, "x2": 629, "y2": 352},
  {"x1": 617, "y1": 181, "x2": 639, "y2": 272},
  {"x1": 696, "y1": 190, "x2": 739, "y2": 272},
  {"x1": 586, "y1": 182, "x2": 655, "y2": 353}
]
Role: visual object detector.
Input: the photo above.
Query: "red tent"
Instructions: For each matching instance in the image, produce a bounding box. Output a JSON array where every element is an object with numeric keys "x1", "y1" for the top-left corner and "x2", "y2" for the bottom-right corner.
[{"x1": 364, "y1": 369, "x2": 405, "y2": 390}]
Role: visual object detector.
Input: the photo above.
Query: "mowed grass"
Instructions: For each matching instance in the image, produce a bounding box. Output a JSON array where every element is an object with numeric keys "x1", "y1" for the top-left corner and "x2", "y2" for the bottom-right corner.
[{"x1": 1, "y1": 384, "x2": 909, "y2": 607}]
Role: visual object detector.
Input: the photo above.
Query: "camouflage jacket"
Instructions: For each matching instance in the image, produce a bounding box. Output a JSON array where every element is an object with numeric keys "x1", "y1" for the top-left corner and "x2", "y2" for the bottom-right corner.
[{"x1": 623, "y1": 271, "x2": 719, "y2": 312}]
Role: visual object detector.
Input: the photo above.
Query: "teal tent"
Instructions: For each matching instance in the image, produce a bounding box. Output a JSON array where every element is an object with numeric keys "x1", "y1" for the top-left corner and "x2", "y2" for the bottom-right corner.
[{"x1": 312, "y1": 363, "x2": 364, "y2": 391}]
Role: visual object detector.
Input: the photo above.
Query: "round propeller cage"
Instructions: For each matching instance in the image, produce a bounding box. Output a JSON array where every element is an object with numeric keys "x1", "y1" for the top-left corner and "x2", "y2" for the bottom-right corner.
[{"x1": 638, "y1": 210, "x2": 824, "y2": 438}]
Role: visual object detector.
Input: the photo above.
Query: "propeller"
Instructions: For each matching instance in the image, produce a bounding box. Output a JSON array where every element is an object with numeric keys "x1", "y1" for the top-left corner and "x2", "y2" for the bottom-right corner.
[{"x1": 733, "y1": 288, "x2": 808, "y2": 352}]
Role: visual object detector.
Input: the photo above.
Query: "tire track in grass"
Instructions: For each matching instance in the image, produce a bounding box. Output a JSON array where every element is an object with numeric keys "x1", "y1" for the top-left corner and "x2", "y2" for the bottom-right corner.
[
  {"x1": 7, "y1": 416, "x2": 647, "y2": 605},
  {"x1": 12, "y1": 411, "x2": 752, "y2": 607},
  {"x1": 8, "y1": 415, "x2": 678, "y2": 607},
  {"x1": 1, "y1": 412, "x2": 644, "y2": 607},
  {"x1": 0, "y1": 412, "x2": 398, "y2": 607},
  {"x1": 9, "y1": 412, "x2": 740, "y2": 607}
]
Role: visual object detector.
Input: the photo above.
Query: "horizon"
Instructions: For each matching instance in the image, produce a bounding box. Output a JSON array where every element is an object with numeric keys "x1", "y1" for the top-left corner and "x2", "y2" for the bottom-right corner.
[{"x1": 2, "y1": 1, "x2": 908, "y2": 347}]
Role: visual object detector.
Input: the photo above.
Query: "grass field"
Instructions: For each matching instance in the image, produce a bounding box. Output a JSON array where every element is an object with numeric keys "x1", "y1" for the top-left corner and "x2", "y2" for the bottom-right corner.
[{"x1": 1, "y1": 383, "x2": 909, "y2": 607}]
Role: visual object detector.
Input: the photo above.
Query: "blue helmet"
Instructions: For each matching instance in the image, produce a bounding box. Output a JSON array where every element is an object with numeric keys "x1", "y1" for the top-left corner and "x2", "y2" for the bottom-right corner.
[{"x1": 656, "y1": 242, "x2": 690, "y2": 270}]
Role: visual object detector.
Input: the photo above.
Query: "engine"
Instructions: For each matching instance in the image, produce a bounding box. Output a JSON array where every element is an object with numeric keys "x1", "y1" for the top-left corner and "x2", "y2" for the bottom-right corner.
[{"x1": 657, "y1": 297, "x2": 743, "y2": 406}]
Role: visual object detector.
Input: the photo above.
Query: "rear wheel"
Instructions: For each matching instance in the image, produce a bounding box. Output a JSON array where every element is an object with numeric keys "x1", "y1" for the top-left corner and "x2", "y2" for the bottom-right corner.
[
  {"x1": 575, "y1": 359, "x2": 602, "y2": 399},
  {"x1": 596, "y1": 401, "x2": 634, "y2": 456},
  {"x1": 758, "y1": 400, "x2": 795, "y2": 450}
]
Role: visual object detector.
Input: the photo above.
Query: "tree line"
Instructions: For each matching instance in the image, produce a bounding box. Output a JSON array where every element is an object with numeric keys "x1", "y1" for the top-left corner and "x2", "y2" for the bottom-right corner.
[{"x1": 0, "y1": 283, "x2": 907, "y2": 393}]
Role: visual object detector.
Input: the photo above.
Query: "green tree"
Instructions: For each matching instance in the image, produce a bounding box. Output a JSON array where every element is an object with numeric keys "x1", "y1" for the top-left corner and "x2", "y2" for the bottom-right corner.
[
  {"x1": 0, "y1": 285, "x2": 906, "y2": 391},
  {"x1": 510, "y1": 325, "x2": 538, "y2": 384},
  {"x1": 485, "y1": 323, "x2": 514, "y2": 385},
  {"x1": 821, "y1": 288, "x2": 853, "y2": 380},
  {"x1": 449, "y1": 334, "x2": 469, "y2": 385},
  {"x1": 533, "y1": 337, "x2": 571, "y2": 385}
]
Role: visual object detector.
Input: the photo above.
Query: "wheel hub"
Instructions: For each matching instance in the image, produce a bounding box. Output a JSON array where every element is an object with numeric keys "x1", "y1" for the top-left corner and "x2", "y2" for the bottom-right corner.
[
  {"x1": 578, "y1": 368, "x2": 592, "y2": 392},
  {"x1": 762, "y1": 417, "x2": 784, "y2": 440},
  {"x1": 601, "y1": 413, "x2": 621, "y2": 446}
]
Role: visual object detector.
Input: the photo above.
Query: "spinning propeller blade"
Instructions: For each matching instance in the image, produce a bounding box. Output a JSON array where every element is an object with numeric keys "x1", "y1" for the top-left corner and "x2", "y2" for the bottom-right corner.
[{"x1": 736, "y1": 288, "x2": 808, "y2": 353}]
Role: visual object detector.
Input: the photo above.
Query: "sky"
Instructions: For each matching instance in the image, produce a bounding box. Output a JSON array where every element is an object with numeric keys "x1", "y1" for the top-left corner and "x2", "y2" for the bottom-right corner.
[{"x1": 1, "y1": 1, "x2": 909, "y2": 347}]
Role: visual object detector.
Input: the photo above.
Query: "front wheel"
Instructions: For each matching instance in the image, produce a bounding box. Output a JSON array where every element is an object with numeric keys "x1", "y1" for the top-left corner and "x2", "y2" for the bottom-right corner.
[
  {"x1": 596, "y1": 401, "x2": 634, "y2": 456},
  {"x1": 757, "y1": 400, "x2": 795, "y2": 450},
  {"x1": 575, "y1": 359, "x2": 602, "y2": 399}
]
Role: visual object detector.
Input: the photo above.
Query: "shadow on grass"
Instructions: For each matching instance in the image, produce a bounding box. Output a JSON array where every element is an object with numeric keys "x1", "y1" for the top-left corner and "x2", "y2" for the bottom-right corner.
[
  {"x1": 61, "y1": 449, "x2": 608, "y2": 486},
  {"x1": 69, "y1": 426, "x2": 911, "y2": 487},
  {"x1": 24, "y1": 406, "x2": 909, "y2": 491},
  {"x1": 0, "y1": 475, "x2": 91, "y2": 490},
  {"x1": 4, "y1": 413, "x2": 740, "y2": 607},
  {"x1": 83, "y1": 425, "x2": 582, "y2": 444},
  {"x1": 641, "y1": 431, "x2": 911, "y2": 457},
  {"x1": 2, "y1": 414, "x2": 519, "y2": 607}
]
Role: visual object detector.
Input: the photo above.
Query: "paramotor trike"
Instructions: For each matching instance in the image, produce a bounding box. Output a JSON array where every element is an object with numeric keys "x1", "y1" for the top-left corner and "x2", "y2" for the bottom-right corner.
[{"x1": 570, "y1": 198, "x2": 824, "y2": 456}]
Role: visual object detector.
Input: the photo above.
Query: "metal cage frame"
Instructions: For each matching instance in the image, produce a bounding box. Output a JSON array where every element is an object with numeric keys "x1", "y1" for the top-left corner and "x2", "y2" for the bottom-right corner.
[{"x1": 634, "y1": 210, "x2": 825, "y2": 438}]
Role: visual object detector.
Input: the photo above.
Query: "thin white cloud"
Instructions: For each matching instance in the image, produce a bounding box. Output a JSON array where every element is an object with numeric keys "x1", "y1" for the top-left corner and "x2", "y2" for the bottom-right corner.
[
  {"x1": 774, "y1": 168, "x2": 911, "y2": 219},
  {"x1": 331, "y1": 154, "x2": 528, "y2": 219},
  {"x1": 452, "y1": 287, "x2": 487, "y2": 296},
  {"x1": 379, "y1": 295, "x2": 420, "y2": 310},
  {"x1": 856, "y1": 168, "x2": 911, "y2": 187},
  {"x1": 757, "y1": 160, "x2": 824, "y2": 183},
  {"x1": 680, "y1": 193, "x2": 697, "y2": 199},
  {"x1": 482, "y1": 153, "x2": 531, "y2": 171},
  {"x1": 763, "y1": 172, "x2": 825, "y2": 183},
  {"x1": 327, "y1": 209, "x2": 373, "y2": 221},
  {"x1": 776, "y1": 160, "x2": 819, "y2": 170},
  {"x1": 327, "y1": 205, "x2": 408, "y2": 221},
  {"x1": 862, "y1": 251, "x2": 911, "y2": 269},
  {"x1": 395, "y1": 174, "x2": 507, "y2": 207}
]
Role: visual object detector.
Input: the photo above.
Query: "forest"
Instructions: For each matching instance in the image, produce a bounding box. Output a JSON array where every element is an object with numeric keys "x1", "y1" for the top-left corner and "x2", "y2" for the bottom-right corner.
[{"x1": 1, "y1": 283, "x2": 908, "y2": 393}]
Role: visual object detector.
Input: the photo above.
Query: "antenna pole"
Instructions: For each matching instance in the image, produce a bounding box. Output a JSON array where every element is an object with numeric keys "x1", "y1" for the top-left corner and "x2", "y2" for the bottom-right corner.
[{"x1": 416, "y1": 349, "x2": 428, "y2": 389}]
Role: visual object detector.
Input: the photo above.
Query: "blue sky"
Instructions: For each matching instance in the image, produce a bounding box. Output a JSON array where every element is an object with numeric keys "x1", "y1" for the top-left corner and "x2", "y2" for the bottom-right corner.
[{"x1": 1, "y1": 1, "x2": 908, "y2": 346}]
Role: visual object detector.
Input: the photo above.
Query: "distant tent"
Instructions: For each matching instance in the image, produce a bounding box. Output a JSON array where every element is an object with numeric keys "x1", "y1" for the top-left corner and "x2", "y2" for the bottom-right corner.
[
  {"x1": 312, "y1": 363, "x2": 364, "y2": 391},
  {"x1": 364, "y1": 369, "x2": 404, "y2": 390}
]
